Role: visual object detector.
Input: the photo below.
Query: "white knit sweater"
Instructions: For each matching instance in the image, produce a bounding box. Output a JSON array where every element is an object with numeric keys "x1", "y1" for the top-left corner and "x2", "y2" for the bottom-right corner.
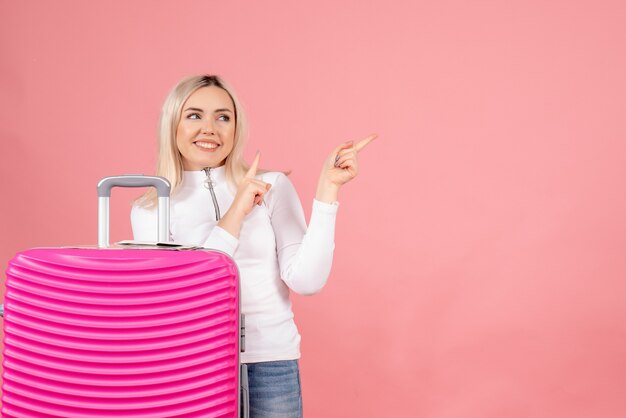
[{"x1": 130, "y1": 165, "x2": 338, "y2": 363}]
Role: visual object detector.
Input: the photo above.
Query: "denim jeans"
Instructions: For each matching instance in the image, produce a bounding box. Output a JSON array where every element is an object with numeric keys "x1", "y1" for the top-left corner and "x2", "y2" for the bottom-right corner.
[{"x1": 246, "y1": 360, "x2": 303, "y2": 418}]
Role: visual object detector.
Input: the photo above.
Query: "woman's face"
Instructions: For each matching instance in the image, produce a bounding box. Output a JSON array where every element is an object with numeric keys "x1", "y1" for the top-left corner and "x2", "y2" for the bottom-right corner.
[{"x1": 176, "y1": 86, "x2": 236, "y2": 170}]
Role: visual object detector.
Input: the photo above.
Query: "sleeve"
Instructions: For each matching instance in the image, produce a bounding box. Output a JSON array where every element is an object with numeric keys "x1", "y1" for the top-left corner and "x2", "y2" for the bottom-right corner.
[
  {"x1": 202, "y1": 225, "x2": 239, "y2": 256},
  {"x1": 269, "y1": 173, "x2": 339, "y2": 295}
]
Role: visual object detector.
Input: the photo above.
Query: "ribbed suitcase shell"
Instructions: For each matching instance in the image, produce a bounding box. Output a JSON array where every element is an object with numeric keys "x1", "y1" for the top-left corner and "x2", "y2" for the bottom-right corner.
[{"x1": 2, "y1": 247, "x2": 240, "y2": 418}]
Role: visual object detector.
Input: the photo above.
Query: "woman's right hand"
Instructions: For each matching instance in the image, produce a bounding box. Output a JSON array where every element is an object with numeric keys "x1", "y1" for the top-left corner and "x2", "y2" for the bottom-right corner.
[{"x1": 217, "y1": 152, "x2": 271, "y2": 238}]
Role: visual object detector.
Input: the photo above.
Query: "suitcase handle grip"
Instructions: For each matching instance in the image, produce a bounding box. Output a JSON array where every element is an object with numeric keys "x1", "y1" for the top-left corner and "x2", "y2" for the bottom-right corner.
[
  {"x1": 97, "y1": 175, "x2": 171, "y2": 247},
  {"x1": 97, "y1": 175, "x2": 171, "y2": 197}
]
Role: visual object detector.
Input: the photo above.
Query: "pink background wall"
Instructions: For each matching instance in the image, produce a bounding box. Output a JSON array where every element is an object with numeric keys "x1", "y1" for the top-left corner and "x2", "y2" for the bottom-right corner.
[{"x1": 2, "y1": 1, "x2": 626, "y2": 416}]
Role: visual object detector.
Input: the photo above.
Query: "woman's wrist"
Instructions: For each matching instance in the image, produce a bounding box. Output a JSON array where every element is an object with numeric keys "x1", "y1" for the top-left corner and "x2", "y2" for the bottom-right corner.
[
  {"x1": 316, "y1": 178, "x2": 340, "y2": 203},
  {"x1": 217, "y1": 208, "x2": 245, "y2": 238}
]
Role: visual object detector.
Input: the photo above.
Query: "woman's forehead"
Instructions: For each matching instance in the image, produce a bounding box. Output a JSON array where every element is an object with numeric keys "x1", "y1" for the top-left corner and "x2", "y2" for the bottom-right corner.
[{"x1": 184, "y1": 86, "x2": 234, "y2": 111}]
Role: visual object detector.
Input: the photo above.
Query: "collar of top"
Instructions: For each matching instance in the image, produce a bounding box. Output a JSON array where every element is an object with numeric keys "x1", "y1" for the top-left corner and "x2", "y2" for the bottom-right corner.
[{"x1": 182, "y1": 165, "x2": 227, "y2": 186}]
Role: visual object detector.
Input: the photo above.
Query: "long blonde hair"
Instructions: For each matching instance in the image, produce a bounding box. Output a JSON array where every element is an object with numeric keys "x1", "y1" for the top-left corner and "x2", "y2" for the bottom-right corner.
[{"x1": 136, "y1": 75, "x2": 251, "y2": 208}]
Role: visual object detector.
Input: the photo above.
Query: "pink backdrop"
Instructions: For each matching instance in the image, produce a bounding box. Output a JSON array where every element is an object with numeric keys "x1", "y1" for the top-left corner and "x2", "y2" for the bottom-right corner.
[{"x1": 2, "y1": 1, "x2": 626, "y2": 416}]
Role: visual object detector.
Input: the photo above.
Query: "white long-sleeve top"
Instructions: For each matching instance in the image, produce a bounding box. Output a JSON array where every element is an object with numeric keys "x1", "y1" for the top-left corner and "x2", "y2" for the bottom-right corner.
[{"x1": 130, "y1": 165, "x2": 338, "y2": 363}]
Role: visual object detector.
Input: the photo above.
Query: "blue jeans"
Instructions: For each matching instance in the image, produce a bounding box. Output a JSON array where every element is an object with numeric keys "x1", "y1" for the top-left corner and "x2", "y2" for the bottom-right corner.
[{"x1": 246, "y1": 360, "x2": 303, "y2": 418}]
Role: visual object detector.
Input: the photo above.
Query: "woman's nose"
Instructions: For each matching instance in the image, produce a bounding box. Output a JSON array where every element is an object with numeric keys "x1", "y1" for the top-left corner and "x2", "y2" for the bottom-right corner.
[{"x1": 201, "y1": 119, "x2": 215, "y2": 135}]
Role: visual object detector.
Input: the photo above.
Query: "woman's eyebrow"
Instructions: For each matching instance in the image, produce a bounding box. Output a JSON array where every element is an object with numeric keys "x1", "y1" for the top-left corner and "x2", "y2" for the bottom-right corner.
[
  {"x1": 214, "y1": 108, "x2": 233, "y2": 113},
  {"x1": 183, "y1": 107, "x2": 204, "y2": 113}
]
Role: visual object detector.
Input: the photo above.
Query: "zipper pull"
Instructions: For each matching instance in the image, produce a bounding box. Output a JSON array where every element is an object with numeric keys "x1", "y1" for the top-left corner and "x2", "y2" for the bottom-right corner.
[
  {"x1": 202, "y1": 167, "x2": 212, "y2": 189},
  {"x1": 202, "y1": 167, "x2": 221, "y2": 221}
]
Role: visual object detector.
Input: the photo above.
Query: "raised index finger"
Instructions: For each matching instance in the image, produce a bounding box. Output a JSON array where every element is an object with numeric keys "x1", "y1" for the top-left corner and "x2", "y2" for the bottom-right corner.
[
  {"x1": 246, "y1": 151, "x2": 261, "y2": 178},
  {"x1": 354, "y1": 134, "x2": 377, "y2": 153}
]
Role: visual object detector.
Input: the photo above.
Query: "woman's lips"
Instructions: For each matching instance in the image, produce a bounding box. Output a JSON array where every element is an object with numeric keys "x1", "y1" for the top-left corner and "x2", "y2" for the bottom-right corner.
[{"x1": 194, "y1": 141, "x2": 220, "y2": 151}]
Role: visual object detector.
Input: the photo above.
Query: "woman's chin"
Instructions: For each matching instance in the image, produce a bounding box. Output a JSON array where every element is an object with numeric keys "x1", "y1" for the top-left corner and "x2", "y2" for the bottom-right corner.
[{"x1": 183, "y1": 158, "x2": 226, "y2": 170}]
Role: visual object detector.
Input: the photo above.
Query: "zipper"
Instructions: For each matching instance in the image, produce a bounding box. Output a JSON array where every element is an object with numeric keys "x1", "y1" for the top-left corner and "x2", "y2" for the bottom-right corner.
[{"x1": 202, "y1": 167, "x2": 221, "y2": 221}]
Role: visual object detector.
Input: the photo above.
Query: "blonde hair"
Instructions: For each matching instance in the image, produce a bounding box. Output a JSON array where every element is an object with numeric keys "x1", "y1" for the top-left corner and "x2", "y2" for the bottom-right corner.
[{"x1": 136, "y1": 75, "x2": 252, "y2": 208}]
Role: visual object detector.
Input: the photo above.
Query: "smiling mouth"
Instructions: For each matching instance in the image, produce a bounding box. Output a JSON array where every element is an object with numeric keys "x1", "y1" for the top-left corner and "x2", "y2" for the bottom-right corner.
[{"x1": 194, "y1": 140, "x2": 220, "y2": 150}]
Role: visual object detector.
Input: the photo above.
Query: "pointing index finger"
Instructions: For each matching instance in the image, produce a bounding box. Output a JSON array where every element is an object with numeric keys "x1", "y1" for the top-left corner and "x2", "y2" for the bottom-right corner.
[
  {"x1": 354, "y1": 134, "x2": 377, "y2": 153},
  {"x1": 246, "y1": 151, "x2": 260, "y2": 178}
]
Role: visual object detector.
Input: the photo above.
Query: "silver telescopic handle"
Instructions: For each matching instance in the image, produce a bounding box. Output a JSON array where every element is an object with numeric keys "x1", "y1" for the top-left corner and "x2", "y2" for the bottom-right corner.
[{"x1": 97, "y1": 175, "x2": 171, "y2": 248}]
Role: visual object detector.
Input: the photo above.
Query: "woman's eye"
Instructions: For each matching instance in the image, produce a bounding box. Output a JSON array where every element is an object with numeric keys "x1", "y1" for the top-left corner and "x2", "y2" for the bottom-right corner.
[
  {"x1": 187, "y1": 113, "x2": 201, "y2": 120},
  {"x1": 217, "y1": 114, "x2": 231, "y2": 122}
]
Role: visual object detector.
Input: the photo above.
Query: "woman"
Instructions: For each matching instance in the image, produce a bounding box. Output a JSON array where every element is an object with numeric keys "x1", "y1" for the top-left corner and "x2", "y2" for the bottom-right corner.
[{"x1": 131, "y1": 75, "x2": 374, "y2": 417}]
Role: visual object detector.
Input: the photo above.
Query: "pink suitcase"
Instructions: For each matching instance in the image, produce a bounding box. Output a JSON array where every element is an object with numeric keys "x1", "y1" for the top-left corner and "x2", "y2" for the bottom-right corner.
[{"x1": 2, "y1": 175, "x2": 248, "y2": 418}]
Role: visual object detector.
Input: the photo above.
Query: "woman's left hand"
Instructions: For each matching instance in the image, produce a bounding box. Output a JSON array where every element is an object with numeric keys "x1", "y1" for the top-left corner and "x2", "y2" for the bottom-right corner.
[{"x1": 315, "y1": 134, "x2": 377, "y2": 203}]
